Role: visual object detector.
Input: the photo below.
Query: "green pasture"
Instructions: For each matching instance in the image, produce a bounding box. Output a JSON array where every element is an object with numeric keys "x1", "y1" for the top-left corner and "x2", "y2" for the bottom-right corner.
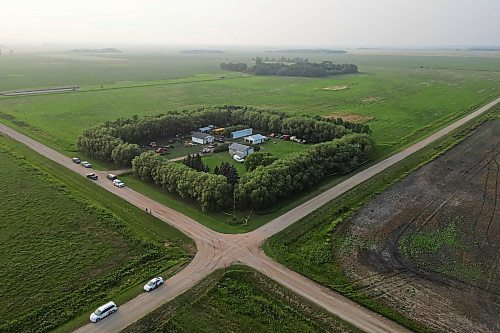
[
  {"x1": 1, "y1": 51, "x2": 499, "y2": 92},
  {"x1": 122, "y1": 266, "x2": 361, "y2": 333},
  {"x1": 0, "y1": 135, "x2": 193, "y2": 332},
  {"x1": 0, "y1": 52, "x2": 498, "y2": 162},
  {"x1": 0, "y1": 52, "x2": 226, "y2": 91},
  {"x1": 0, "y1": 51, "x2": 498, "y2": 233}
]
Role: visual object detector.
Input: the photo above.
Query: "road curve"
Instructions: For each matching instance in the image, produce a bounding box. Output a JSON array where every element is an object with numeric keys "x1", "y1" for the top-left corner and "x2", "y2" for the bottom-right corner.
[{"x1": 0, "y1": 97, "x2": 498, "y2": 333}]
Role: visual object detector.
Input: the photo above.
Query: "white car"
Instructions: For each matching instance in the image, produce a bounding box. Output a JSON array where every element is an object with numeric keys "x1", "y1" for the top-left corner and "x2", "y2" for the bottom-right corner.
[
  {"x1": 81, "y1": 161, "x2": 92, "y2": 168},
  {"x1": 89, "y1": 301, "x2": 117, "y2": 322},
  {"x1": 72, "y1": 157, "x2": 81, "y2": 164},
  {"x1": 233, "y1": 155, "x2": 244, "y2": 163},
  {"x1": 113, "y1": 179, "x2": 125, "y2": 188},
  {"x1": 143, "y1": 277, "x2": 164, "y2": 291}
]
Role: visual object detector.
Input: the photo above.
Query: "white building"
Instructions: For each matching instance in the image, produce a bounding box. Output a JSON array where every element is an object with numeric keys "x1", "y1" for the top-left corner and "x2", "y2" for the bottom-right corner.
[
  {"x1": 192, "y1": 132, "x2": 215, "y2": 144},
  {"x1": 244, "y1": 134, "x2": 267, "y2": 145}
]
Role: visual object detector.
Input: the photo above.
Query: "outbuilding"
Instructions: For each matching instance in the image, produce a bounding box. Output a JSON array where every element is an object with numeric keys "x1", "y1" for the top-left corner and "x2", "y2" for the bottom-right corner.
[
  {"x1": 192, "y1": 132, "x2": 215, "y2": 144},
  {"x1": 199, "y1": 125, "x2": 216, "y2": 133},
  {"x1": 244, "y1": 134, "x2": 267, "y2": 145},
  {"x1": 199, "y1": 126, "x2": 212, "y2": 133},
  {"x1": 228, "y1": 143, "x2": 254, "y2": 158},
  {"x1": 231, "y1": 128, "x2": 253, "y2": 139}
]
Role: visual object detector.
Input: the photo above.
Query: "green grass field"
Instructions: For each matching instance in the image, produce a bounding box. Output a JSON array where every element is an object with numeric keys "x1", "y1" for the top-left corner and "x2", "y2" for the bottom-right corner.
[
  {"x1": 0, "y1": 135, "x2": 194, "y2": 332},
  {"x1": 0, "y1": 52, "x2": 498, "y2": 161},
  {"x1": 0, "y1": 51, "x2": 498, "y2": 232},
  {"x1": 0, "y1": 52, "x2": 227, "y2": 91},
  {"x1": 263, "y1": 108, "x2": 499, "y2": 333},
  {"x1": 122, "y1": 266, "x2": 362, "y2": 333}
]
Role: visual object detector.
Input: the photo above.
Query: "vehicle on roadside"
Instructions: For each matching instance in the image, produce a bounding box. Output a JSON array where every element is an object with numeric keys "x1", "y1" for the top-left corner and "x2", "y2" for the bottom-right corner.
[
  {"x1": 86, "y1": 173, "x2": 98, "y2": 180},
  {"x1": 72, "y1": 157, "x2": 81, "y2": 164},
  {"x1": 106, "y1": 174, "x2": 117, "y2": 181},
  {"x1": 89, "y1": 301, "x2": 117, "y2": 323},
  {"x1": 143, "y1": 277, "x2": 164, "y2": 291},
  {"x1": 81, "y1": 161, "x2": 92, "y2": 168},
  {"x1": 233, "y1": 155, "x2": 244, "y2": 163},
  {"x1": 113, "y1": 179, "x2": 125, "y2": 188}
]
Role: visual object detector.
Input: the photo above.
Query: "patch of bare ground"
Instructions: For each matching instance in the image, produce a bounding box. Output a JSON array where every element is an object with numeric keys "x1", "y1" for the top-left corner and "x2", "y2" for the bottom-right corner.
[
  {"x1": 323, "y1": 112, "x2": 374, "y2": 123},
  {"x1": 338, "y1": 119, "x2": 500, "y2": 333},
  {"x1": 321, "y1": 85, "x2": 349, "y2": 91}
]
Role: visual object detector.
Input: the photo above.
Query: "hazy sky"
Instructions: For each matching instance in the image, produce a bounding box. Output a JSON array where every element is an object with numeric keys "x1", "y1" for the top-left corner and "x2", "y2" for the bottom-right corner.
[{"x1": 2, "y1": 0, "x2": 499, "y2": 47}]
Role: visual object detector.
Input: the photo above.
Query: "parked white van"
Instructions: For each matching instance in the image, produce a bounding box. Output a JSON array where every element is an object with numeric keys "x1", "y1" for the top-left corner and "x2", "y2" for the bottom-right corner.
[{"x1": 89, "y1": 301, "x2": 117, "y2": 322}]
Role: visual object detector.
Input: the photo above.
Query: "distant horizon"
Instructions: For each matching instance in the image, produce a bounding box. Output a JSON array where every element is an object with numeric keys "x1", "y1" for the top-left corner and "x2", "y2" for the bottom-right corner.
[
  {"x1": 1, "y1": 42, "x2": 500, "y2": 52},
  {"x1": 2, "y1": 1, "x2": 499, "y2": 48}
]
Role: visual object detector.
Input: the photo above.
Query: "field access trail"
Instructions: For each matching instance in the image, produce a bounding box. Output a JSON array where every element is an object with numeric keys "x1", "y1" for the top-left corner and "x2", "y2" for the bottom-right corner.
[{"x1": 0, "y1": 97, "x2": 498, "y2": 333}]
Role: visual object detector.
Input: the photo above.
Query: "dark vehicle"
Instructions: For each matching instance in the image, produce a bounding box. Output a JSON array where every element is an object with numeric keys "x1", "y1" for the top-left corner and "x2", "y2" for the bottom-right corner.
[
  {"x1": 86, "y1": 173, "x2": 98, "y2": 180},
  {"x1": 72, "y1": 157, "x2": 81, "y2": 164}
]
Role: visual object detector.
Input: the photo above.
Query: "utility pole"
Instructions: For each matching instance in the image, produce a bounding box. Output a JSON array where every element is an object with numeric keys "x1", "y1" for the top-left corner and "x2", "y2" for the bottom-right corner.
[{"x1": 233, "y1": 188, "x2": 236, "y2": 215}]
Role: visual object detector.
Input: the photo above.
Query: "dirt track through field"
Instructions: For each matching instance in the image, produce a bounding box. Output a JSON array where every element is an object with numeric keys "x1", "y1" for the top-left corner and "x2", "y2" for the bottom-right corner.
[{"x1": 0, "y1": 97, "x2": 498, "y2": 333}]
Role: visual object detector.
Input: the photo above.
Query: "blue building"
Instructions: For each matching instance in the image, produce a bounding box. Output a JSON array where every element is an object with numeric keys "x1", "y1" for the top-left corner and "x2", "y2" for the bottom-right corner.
[{"x1": 231, "y1": 128, "x2": 253, "y2": 139}]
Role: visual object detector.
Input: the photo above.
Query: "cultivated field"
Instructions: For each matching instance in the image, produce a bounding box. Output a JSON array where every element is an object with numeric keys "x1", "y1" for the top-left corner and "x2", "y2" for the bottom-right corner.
[
  {"x1": 335, "y1": 118, "x2": 500, "y2": 332},
  {"x1": 122, "y1": 266, "x2": 362, "y2": 333},
  {"x1": 265, "y1": 111, "x2": 500, "y2": 333},
  {"x1": 0, "y1": 135, "x2": 194, "y2": 332}
]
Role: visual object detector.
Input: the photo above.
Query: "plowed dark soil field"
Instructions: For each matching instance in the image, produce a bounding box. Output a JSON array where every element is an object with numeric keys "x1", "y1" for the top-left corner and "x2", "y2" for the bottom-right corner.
[{"x1": 339, "y1": 119, "x2": 500, "y2": 333}]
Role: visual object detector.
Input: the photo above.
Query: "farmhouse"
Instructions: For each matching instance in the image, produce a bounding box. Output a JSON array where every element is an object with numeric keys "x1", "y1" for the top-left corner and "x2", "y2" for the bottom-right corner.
[
  {"x1": 228, "y1": 143, "x2": 254, "y2": 157},
  {"x1": 244, "y1": 134, "x2": 267, "y2": 145},
  {"x1": 192, "y1": 132, "x2": 214, "y2": 144},
  {"x1": 231, "y1": 128, "x2": 253, "y2": 139}
]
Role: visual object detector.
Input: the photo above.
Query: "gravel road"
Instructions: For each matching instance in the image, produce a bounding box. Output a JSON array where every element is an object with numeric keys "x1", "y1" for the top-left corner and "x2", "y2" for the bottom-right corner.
[{"x1": 0, "y1": 97, "x2": 497, "y2": 333}]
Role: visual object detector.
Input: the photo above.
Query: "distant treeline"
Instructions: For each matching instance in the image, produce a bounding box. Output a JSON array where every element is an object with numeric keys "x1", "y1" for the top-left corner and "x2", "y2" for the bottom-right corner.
[
  {"x1": 254, "y1": 57, "x2": 311, "y2": 64},
  {"x1": 69, "y1": 48, "x2": 122, "y2": 53},
  {"x1": 221, "y1": 59, "x2": 358, "y2": 77},
  {"x1": 272, "y1": 49, "x2": 347, "y2": 54},
  {"x1": 180, "y1": 49, "x2": 225, "y2": 54},
  {"x1": 464, "y1": 47, "x2": 500, "y2": 51}
]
